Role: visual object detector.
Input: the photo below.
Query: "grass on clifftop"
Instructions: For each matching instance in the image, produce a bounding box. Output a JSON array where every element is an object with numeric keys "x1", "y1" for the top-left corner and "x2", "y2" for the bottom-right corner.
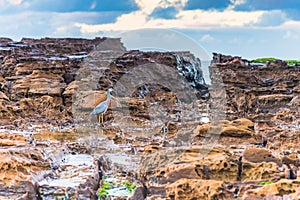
[
  {"x1": 285, "y1": 60, "x2": 300, "y2": 66},
  {"x1": 251, "y1": 58, "x2": 300, "y2": 66}
]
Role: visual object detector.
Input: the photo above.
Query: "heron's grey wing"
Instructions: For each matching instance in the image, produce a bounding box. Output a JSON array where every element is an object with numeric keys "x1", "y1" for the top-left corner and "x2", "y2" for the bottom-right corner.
[
  {"x1": 90, "y1": 103, "x2": 102, "y2": 116},
  {"x1": 96, "y1": 102, "x2": 108, "y2": 112},
  {"x1": 89, "y1": 108, "x2": 97, "y2": 116}
]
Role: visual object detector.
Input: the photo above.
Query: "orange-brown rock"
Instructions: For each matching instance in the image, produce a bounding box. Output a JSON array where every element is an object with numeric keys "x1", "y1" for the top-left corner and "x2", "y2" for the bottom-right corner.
[
  {"x1": 282, "y1": 153, "x2": 300, "y2": 167},
  {"x1": 0, "y1": 40, "x2": 299, "y2": 199},
  {"x1": 0, "y1": 91, "x2": 9, "y2": 101},
  {"x1": 242, "y1": 161, "x2": 282, "y2": 182},
  {"x1": 243, "y1": 148, "x2": 282, "y2": 166},
  {"x1": 140, "y1": 146, "x2": 240, "y2": 199},
  {"x1": 194, "y1": 118, "x2": 254, "y2": 138},
  {"x1": 211, "y1": 53, "x2": 300, "y2": 127},
  {"x1": 0, "y1": 132, "x2": 27, "y2": 146},
  {"x1": 166, "y1": 179, "x2": 235, "y2": 200},
  {"x1": 0, "y1": 37, "x2": 106, "y2": 127},
  {"x1": 193, "y1": 118, "x2": 258, "y2": 147},
  {"x1": 243, "y1": 179, "x2": 300, "y2": 199},
  {"x1": 0, "y1": 132, "x2": 49, "y2": 199},
  {"x1": 221, "y1": 118, "x2": 254, "y2": 137}
]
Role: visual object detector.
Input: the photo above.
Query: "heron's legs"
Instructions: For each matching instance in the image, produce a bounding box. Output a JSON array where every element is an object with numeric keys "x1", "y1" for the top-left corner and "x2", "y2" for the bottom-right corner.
[{"x1": 96, "y1": 114, "x2": 104, "y2": 124}]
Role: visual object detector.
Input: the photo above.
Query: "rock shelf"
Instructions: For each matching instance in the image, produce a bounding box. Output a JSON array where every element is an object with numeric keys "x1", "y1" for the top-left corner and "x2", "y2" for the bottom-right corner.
[{"x1": 0, "y1": 37, "x2": 299, "y2": 199}]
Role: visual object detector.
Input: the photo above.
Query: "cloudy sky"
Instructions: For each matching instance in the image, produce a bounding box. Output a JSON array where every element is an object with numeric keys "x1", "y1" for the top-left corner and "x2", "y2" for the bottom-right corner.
[{"x1": 0, "y1": 0, "x2": 300, "y2": 59}]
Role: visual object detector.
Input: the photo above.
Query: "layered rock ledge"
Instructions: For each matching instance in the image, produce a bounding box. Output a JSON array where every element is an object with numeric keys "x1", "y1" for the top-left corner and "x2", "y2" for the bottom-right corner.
[{"x1": 0, "y1": 38, "x2": 299, "y2": 199}]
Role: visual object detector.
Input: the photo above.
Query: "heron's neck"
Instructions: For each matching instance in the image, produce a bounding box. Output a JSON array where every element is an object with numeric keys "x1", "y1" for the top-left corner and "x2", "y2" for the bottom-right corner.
[{"x1": 106, "y1": 90, "x2": 111, "y2": 102}]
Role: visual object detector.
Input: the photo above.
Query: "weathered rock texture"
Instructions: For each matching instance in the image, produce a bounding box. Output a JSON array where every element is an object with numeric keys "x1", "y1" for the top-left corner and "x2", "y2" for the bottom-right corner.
[
  {"x1": 210, "y1": 53, "x2": 300, "y2": 162},
  {"x1": 0, "y1": 37, "x2": 107, "y2": 129},
  {"x1": 211, "y1": 53, "x2": 299, "y2": 125},
  {"x1": 0, "y1": 37, "x2": 299, "y2": 200},
  {"x1": 138, "y1": 54, "x2": 299, "y2": 199}
]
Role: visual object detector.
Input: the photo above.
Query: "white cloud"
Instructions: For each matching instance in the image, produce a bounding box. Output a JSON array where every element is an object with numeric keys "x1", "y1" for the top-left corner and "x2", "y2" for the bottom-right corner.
[
  {"x1": 11, "y1": 0, "x2": 22, "y2": 5},
  {"x1": 283, "y1": 30, "x2": 299, "y2": 40},
  {"x1": 0, "y1": 0, "x2": 23, "y2": 7},
  {"x1": 177, "y1": 10, "x2": 263, "y2": 28},
  {"x1": 280, "y1": 20, "x2": 300, "y2": 30},
  {"x1": 227, "y1": 0, "x2": 245, "y2": 10},
  {"x1": 135, "y1": 0, "x2": 187, "y2": 14},
  {"x1": 54, "y1": 26, "x2": 68, "y2": 34},
  {"x1": 0, "y1": 11, "x2": 111, "y2": 40},
  {"x1": 75, "y1": 9, "x2": 265, "y2": 33},
  {"x1": 75, "y1": 11, "x2": 147, "y2": 33},
  {"x1": 255, "y1": 10, "x2": 287, "y2": 27},
  {"x1": 73, "y1": 0, "x2": 272, "y2": 34},
  {"x1": 0, "y1": 0, "x2": 22, "y2": 7},
  {"x1": 90, "y1": 1, "x2": 96, "y2": 10},
  {"x1": 0, "y1": 0, "x2": 298, "y2": 61},
  {"x1": 200, "y1": 34, "x2": 214, "y2": 42},
  {"x1": 230, "y1": 0, "x2": 245, "y2": 5}
]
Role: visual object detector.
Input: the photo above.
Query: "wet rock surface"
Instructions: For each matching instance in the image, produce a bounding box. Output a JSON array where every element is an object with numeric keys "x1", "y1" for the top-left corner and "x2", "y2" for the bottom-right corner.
[{"x1": 0, "y1": 38, "x2": 299, "y2": 199}]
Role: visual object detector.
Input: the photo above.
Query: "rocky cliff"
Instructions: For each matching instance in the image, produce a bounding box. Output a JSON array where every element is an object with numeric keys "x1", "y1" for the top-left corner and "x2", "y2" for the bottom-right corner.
[
  {"x1": 210, "y1": 53, "x2": 299, "y2": 154},
  {"x1": 0, "y1": 38, "x2": 299, "y2": 200},
  {"x1": 0, "y1": 37, "x2": 208, "y2": 130}
]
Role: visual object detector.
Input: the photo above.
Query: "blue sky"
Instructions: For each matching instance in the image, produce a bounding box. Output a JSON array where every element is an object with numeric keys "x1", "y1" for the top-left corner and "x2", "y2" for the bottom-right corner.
[{"x1": 0, "y1": 0, "x2": 300, "y2": 59}]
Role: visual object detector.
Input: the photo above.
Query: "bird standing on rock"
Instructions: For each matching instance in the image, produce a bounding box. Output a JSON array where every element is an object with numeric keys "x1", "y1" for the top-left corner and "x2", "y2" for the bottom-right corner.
[{"x1": 90, "y1": 88, "x2": 113, "y2": 124}]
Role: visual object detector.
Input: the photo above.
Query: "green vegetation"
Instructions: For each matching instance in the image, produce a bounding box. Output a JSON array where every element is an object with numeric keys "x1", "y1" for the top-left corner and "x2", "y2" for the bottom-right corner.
[
  {"x1": 97, "y1": 181, "x2": 111, "y2": 198},
  {"x1": 97, "y1": 179, "x2": 136, "y2": 199},
  {"x1": 98, "y1": 187, "x2": 109, "y2": 198},
  {"x1": 251, "y1": 57, "x2": 300, "y2": 66},
  {"x1": 258, "y1": 181, "x2": 274, "y2": 185},
  {"x1": 122, "y1": 181, "x2": 137, "y2": 193},
  {"x1": 285, "y1": 60, "x2": 300, "y2": 66},
  {"x1": 251, "y1": 58, "x2": 278, "y2": 63}
]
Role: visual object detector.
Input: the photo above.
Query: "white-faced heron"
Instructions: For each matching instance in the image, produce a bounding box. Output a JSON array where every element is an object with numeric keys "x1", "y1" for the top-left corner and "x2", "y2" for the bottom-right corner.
[{"x1": 90, "y1": 88, "x2": 113, "y2": 123}]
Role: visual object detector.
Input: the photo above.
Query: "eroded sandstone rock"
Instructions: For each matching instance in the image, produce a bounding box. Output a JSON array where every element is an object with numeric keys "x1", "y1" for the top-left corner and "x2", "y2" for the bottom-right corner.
[
  {"x1": 166, "y1": 179, "x2": 235, "y2": 200},
  {"x1": 0, "y1": 38, "x2": 299, "y2": 199},
  {"x1": 243, "y1": 179, "x2": 300, "y2": 199}
]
